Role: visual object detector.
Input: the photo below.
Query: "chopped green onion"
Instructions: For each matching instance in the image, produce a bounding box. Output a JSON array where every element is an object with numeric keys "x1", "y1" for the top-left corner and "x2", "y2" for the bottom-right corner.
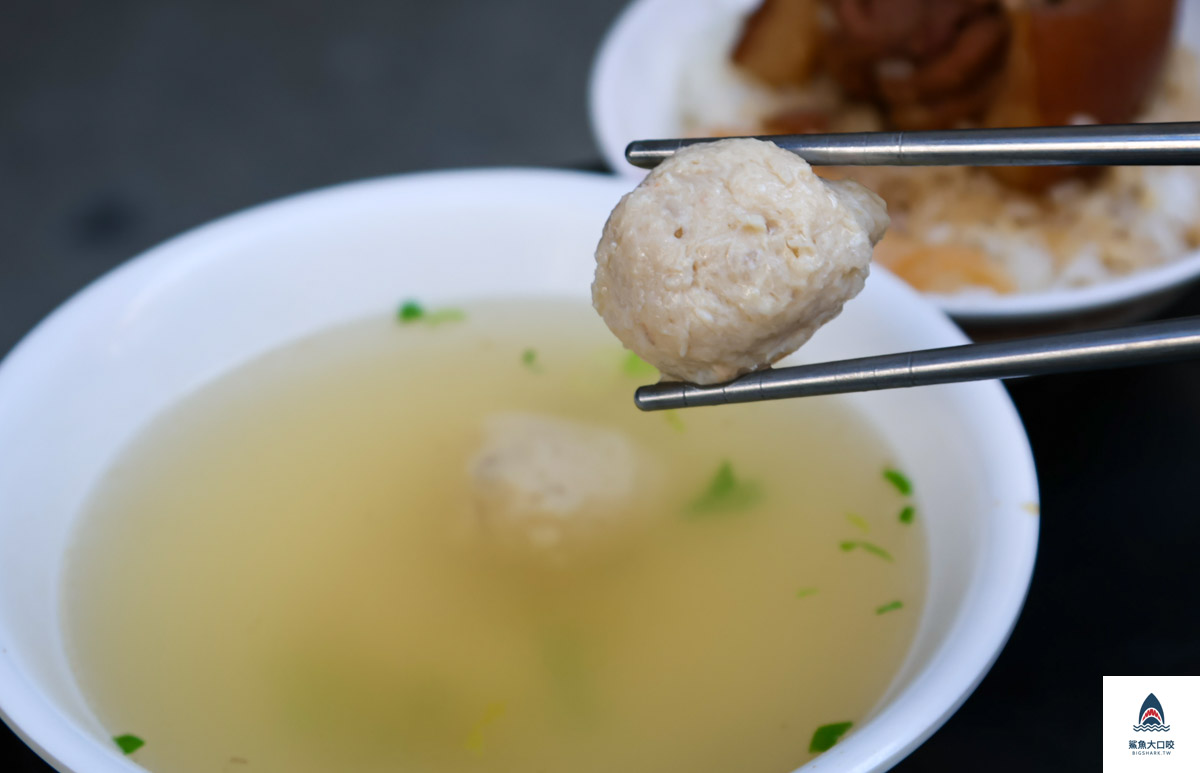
[
  {"x1": 464, "y1": 701, "x2": 506, "y2": 754},
  {"x1": 809, "y1": 721, "x2": 853, "y2": 753},
  {"x1": 795, "y1": 587, "x2": 818, "y2": 599},
  {"x1": 521, "y1": 348, "x2": 541, "y2": 372},
  {"x1": 396, "y1": 300, "x2": 465, "y2": 326},
  {"x1": 687, "y1": 461, "x2": 762, "y2": 516},
  {"x1": 883, "y1": 468, "x2": 912, "y2": 495},
  {"x1": 898, "y1": 505, "x2": 915, "y2": 524},
  {"x1": 838, "y1": 540, "x2": 893, "y2": 562},
  {"x1": 845, "y1": 513, "x2": 869, "y2": 533},
  {"x1": 875, "y1": 600, "x2": 903, "y2": 615},
  {"x1": 622, "y1": 351, "x2": 658, "y2": 378},
  {"x1": 662, "y1": 410, "x2": 685, "y2": 432},
  {"x1": 398, "y1": 300, "x2": 425, "y2": 322},
  {"x1": 113, "y1": 735, "x2": 145, "y2": 755}
]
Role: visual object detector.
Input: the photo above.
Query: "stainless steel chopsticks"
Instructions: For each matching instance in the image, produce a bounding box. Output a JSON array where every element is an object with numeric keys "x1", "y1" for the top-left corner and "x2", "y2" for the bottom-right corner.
[
  {"x1": 633, "y1": 316, "x2": 1200, "y2": 411},
  {"x1": 625, "y1": 122, "x2": 1200, "y2": 169}
]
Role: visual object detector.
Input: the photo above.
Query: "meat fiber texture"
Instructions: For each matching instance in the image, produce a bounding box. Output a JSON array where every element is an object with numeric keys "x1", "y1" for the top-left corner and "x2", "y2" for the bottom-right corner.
[{"x1": 593, "y1": 138, "x2": 889, "y2": 384}]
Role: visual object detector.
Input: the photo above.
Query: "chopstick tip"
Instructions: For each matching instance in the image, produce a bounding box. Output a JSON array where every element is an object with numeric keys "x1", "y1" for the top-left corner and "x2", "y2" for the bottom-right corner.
[
  {"x1": 634, "y1": 382, "x2": 684, "y2": 411},
  {"x1": 624, "y1": 140, "x2": 661, "y2": 169}
]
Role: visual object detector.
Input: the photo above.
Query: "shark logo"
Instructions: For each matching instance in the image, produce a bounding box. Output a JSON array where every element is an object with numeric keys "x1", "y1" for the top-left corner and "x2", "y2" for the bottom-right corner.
[{"x1": 1133, "y1": 693, "x2": 1171, "y2": 732}]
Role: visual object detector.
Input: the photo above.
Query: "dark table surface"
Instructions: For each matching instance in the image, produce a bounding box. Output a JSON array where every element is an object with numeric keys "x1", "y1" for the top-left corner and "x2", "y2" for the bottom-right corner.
[{"x1": 4, "y1": 1, "x2": 1199, "y2": 770}]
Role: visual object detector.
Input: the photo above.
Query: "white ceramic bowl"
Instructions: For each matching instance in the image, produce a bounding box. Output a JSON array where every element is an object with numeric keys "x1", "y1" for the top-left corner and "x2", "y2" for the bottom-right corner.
[
  {"x1": 0, "y1": 169, "x2": 1037, "y2": 772},
  {"x1": 590, "y1": 0, "x2": 1200, "y2": 327}
]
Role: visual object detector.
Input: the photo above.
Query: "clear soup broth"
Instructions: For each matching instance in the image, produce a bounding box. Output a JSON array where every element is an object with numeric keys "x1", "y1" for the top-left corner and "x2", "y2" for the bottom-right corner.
[{"x1": 64, "y1": 300, "x2": 926, "y2": 773}]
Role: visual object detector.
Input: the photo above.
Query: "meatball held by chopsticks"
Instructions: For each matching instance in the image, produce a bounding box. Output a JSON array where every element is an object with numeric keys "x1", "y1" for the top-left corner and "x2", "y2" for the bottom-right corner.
[
  {"x1": 734, "y1": 0, "x2": 1178, "y2": 190},
  {"x1": 592, "y1": 139, "x2": 888, "y2": 385}
]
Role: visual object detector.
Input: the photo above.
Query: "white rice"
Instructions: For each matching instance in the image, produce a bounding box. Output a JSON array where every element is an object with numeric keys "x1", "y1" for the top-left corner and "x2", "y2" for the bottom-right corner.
[{"x1": 678, "y1": 17, "x2": 1200, "y2": 295}]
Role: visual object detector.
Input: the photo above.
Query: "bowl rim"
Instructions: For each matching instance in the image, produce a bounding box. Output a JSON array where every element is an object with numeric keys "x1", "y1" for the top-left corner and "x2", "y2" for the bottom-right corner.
[
  {"x1": 927, "y1": 252, "x2": 1200, "y2": 320},
  {"x1": 0, "y1": 167, "x2": 1038, "y2": 773},
  {"x1": 588, "y1": 0, "x2": 1200, "y2": 322}
]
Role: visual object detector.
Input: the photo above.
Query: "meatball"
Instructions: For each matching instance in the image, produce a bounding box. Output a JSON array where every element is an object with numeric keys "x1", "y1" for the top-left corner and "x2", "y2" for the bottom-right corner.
[
  {"x1": 466, "y1": 412, "x2": 656, "y2": 563},
  {"x1": 592, "y1": 138, "x2": 888, "y2": 385}
]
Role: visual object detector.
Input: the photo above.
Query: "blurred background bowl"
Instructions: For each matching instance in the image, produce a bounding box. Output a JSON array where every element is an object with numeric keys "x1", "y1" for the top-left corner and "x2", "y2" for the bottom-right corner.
[{"x1": 590, "y1": 0, "x2": 1200, "y2": 332}]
